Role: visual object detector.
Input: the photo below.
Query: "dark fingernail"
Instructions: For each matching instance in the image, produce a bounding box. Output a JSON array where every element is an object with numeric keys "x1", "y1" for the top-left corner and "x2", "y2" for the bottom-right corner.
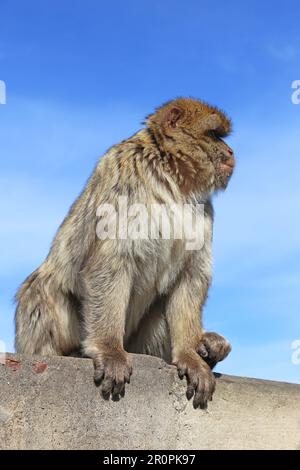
[
  {"x1": 94, "y1": 377, "x2": 103, "y2": 386},
  {"x1": 193, "y1": 401, "x2": 199, "y2": 409},
  {"x1": 101, "y1": 390, "x2": 110, "y2": 400}
]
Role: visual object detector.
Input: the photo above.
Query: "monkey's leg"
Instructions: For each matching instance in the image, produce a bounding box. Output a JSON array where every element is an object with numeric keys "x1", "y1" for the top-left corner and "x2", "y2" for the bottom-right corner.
[
  {"x1": 166, "y1": 269, "x2": 216, "y2": 409},
  {"x1": 15, "y1": 270, "x2": 81, "y2": 356},
  {"x1": 126, "y1": 297, "x2": 172, "y2": 363},
  {"x1": 197, "y1": 332, "x2": 232, "y2": 370},
  {"x1": 81, "y1": 260, "x2": 133, "y2": 400},
  {"x1": 127, "y1": 307, "x2": 231, "y2": 370}
]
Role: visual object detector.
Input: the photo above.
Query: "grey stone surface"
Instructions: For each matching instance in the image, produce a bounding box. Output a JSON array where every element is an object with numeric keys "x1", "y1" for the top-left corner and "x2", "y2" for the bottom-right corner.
[{"x1": 0, "y1": 353, "x2": 299, "y2": 450}]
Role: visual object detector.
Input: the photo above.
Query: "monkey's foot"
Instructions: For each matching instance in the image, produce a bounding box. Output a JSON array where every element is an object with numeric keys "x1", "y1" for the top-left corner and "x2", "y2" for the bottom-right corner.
[
  {"x1": 175, "y1": 352, "x2": 216, "y2": 409},
  {"x1": 92, "y1": 348, "x2": 133, "y2": 400},
  {"x1": 197, "y1": 332, "x2": 231, "y2": 369}
]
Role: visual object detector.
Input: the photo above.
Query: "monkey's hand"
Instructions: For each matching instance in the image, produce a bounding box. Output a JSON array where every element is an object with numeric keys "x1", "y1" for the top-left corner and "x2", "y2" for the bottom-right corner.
[
  {"x1": 175, "y1": 351, "x2": 216, "y2": 409},
  {"x1": 197, "y1": 332, "x2": 231, "y2": 370},
  {"x1": 92, "y1": 348, "x2": 133, "y2": 400}
]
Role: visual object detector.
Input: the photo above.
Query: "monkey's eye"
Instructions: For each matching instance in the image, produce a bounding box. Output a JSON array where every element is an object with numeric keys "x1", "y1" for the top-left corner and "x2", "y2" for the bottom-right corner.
[{"x1": 208, "y1": 130, "x2": 222, "y2": 141}]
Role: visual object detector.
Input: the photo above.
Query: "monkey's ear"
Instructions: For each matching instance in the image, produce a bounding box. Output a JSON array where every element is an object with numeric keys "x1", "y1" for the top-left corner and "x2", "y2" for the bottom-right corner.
[
  {"x1": 201, "y1": 113, "x2": 223, "y2": 132},
  {"x1": 165, "y1": 106, "x2": 185, "y2": 128}
]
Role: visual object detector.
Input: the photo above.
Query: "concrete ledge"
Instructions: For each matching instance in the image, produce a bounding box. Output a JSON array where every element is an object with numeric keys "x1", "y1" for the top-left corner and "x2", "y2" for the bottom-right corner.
[{"x1": 0, "y1": 353, "x2": 300, "y2": 450}]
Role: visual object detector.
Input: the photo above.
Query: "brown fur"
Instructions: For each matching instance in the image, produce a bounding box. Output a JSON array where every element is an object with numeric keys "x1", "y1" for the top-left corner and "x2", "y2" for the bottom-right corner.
[{"x1": 15, "y1": 97, "x2": 234, "y2": 409}]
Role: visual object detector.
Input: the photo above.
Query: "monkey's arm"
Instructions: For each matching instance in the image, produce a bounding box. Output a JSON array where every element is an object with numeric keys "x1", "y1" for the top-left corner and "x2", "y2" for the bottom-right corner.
[
  {"x1": 81, "y1": 250, "x2": 133, "y2": 399},
  {"x1": 166, "y1": 260, "x2": 215, "y2": 409}
]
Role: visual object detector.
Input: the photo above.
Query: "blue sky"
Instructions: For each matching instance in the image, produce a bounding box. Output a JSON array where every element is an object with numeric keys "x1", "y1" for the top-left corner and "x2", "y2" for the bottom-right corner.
[{"x1": 0, "y1": 0, "x2": 299, "y2": 383}]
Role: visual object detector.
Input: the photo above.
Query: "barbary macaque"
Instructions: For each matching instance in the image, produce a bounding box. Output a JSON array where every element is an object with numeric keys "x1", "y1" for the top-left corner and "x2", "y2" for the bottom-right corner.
[{"x1": 15, "y1": 98, "x2": 234, "y2": 408}]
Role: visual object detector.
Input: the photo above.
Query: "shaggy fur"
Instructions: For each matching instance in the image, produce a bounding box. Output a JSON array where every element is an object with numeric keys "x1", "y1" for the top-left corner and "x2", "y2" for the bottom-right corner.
[{"x1": 15, "y1": 98, "x2": 234, "y2": 408}]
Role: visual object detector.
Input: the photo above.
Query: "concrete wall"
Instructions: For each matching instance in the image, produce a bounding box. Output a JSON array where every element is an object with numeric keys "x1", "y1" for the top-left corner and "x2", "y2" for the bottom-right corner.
[{"x1": 0, "y1": 353, "x2": 299, "y2": 450}]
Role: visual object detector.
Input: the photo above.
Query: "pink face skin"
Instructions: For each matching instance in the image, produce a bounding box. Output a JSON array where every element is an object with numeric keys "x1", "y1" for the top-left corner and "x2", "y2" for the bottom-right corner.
[{"x1": 220, "y1": 140, "x2": 235, "y2": 177}]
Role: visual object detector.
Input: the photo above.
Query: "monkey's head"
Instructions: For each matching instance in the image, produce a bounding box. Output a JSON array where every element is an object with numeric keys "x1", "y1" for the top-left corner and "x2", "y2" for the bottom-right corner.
[{"x1": 146, "y1": 98, "x2": 235, "y2": 193}]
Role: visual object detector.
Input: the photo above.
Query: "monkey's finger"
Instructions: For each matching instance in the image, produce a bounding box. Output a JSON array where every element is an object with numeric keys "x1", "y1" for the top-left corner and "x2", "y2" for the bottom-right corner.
[
  {"x1": 220, "y1": 342, "x2": 232, "y2": 360},
  {"x1": 198, "y1": 344, "x2": 209, "y2": 358},
  {"x1": 113, "y1": 381, "x2": 125, "y2": 397},
  {"x1": 94, "y1": 367, "x2": 105, "y2": 385},
  {"x1": 177, "y1": 367, "x2": 186, "y2": 380},
  {"x1": 186, "y1": 383, "x2": 195, "y2": 401},
  {"x1": 193, "y1": 380, "x2": 207, "y2": 409},
  {"x1": 192, "y1": 380, "x2": 203, "y2": 408},
  {"x1": 124, "y1": 372, "x2": 131, "y2": 384},
  {"x1": 186, "y1": 375, "x2": 197, "y2": 400},
  {"x1": 196, "y1": 371, "x2": 211, "y2": 408},
  {"x1": 195, "y1": 373, "x2": 215, "y2": 409},
  {"x1": 101, "y1": 376, "x2": 114, "y2": 397}
]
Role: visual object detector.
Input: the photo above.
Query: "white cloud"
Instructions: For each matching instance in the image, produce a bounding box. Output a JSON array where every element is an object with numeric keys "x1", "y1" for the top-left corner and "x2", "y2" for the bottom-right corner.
[{"x1": 267, "y1": 44, "x2": 297, "y2": 62}]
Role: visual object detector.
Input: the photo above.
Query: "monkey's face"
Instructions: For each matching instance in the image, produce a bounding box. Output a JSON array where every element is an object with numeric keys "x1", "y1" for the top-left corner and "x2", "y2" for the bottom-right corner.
[
  {"x1": 147, "y1": 97, "x2": 235, "y2": 193},
  {"x1": 204, "y1": 130, "x2": 235, "y2": 190}
]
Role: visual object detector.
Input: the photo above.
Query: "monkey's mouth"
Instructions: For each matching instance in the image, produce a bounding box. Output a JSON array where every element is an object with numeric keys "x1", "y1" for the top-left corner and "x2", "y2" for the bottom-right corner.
[{"x1": 220, "y1": 162, "x2": 234, "y2": 177}]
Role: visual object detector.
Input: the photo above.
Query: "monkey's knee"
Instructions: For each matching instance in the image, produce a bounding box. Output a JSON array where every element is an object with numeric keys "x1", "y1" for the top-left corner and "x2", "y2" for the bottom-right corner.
[{"x1": 197, "y1": 332, "x2": 231, "y2": 369}]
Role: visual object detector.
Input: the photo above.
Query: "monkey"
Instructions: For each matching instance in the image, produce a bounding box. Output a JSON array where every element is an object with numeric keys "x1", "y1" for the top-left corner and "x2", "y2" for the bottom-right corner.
[{"x1": 15, "y1": 97, "x2": 234, "y2": 409}]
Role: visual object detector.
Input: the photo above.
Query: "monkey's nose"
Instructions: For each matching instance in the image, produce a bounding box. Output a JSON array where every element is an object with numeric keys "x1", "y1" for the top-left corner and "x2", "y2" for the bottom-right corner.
[{"x1": 223, "y1": 141, "x2": 234, "y2": 157}]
